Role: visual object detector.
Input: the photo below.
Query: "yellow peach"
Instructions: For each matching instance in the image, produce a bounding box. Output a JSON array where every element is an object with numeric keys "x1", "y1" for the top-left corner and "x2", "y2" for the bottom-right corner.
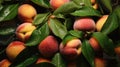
[
  {"x1": 0, "y1": 59, "x2": 11, "y2": 67},
  {"x1": 6, "y1": 41, "x2": 26, "y2": 61},
  {"x1": 15, "y1": 23, "x2": 36, "y2": 42},
  {"x1": 96, "y1": 15, "x2": 109, "y2": 31},
  {"x1": 18, "y1": 4, "x2": 37, "y2": 22}
]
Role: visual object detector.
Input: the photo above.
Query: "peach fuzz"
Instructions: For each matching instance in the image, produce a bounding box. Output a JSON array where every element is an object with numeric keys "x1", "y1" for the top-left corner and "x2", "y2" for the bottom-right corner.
[
  {"x1": 94, "y1": 57, "x2": 106, "y2": 67},
  {"x1": 38, "y1": 35, "x2": 58, "y2": 58},
  {"x1": 0, "y1": 59, "x2": 11, "y2": 67},
  {"x1": 50, "y1": 0, "x2": 70, "y2": 10},
  {"x1": 96, "y1": 15, "x2": 109, "y2": 31},
  {"x1": 18, "y1": 4, "x2": 37, "y2": 22},
  {"x1": 89, "y1": 37, "x2": 101, "y2": 51},
  {"x1": 36, "y1": 57, "x2": 51, "y2": 64},
  {"x1": 73, "y1": 18, "x2": 96, "y2": 32},
  {"x1": 6, "y1": 41, "x2": 25, "y2": 61},
  {"x1": 16, "y1": 23, "x2": 36, "y2": 42},
  {"x1": 59, "y1": 39, "x2": 82, "y2": 60}
]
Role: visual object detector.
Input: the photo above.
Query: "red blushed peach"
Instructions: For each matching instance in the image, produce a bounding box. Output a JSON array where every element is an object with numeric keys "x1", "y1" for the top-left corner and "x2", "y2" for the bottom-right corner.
[
  {"x1": 18, "y1": 4, "x2": 37, "y2": 22},
  {"x1": 89, "y1": 37, "x2": 101, "y2": 51},
  {"x1": 15, "y1": 23, "x2": 36, "y2": 42},
  {"x1": 36, "y1": 57, "x2": 51, "y2": 64},
  {"x1": 38, "y1": 35, "x2": 58, "y2": 58},
  {"x1": 94, "y1": 57, "x2": 106, "y2": 67},
  {"x1": 0, "y1": 59, "x2": 11, "y2": 67},
  {"x1": 50, "y1": 0, "x2": 70, "y2": 10},
  {"x1": 59, "y1": 39, "x2": 82, "y2": 60},
  {"x1": 73, "y1": 18, "x2": 96, "y2": 32},
  {"x1": 6, "y1": 41, "x2": 26, "y2": 61}
]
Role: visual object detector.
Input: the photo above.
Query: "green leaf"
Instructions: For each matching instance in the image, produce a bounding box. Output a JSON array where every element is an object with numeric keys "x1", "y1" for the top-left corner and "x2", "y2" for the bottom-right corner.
[
  {"x1": 0, "y1": 0, "x2": 3, "y2": 4},
  {"x1": 32, "y1": 62, "x2": 56, "y2": 67},
  {"x1": 101, "y1": 12, "x2": 119, "y2": 34},
  {"x1": 31, "y1": 0, "x2": 50, "y2": 8},
  {"x1": 0, "y1": 27, "x2": 15, "y2": 35},
  {"x1": 15, "y1": 55, "x2": 38, "y2": 67},
  {"x1": 53, "y1": 1, "x2": 81, "y2": 15},
  {"x1": 97, "y1": 0, "x2": 112, "y2": 13},
  {"x1": 62, "y1": 34, "x2": 77, "y2": 45},
  {"x1": 51, "y1": 53, "x2": 66, "y2": 67},
  {"x1": 25, "y1": 23, "x2": 50, "y2": 46},
  {"x1": 62, "y1": 30, "x2": 84, "y2": 45},
  {"x1": 33, "y1": 12, "x2": 50, "y2": 25},
  {"x1": 49, "y1": 18, "x2": 67, "y2": 39},
  {"x1": 81, "y1": 39, "x2": 95, "y2": 67},
  {"x1": 92, "y1": 32, "x2": 115, "y2": 56},
  {"x1": 71, "y1": 6, "x2": 102, "y2": 17},
  {"x1": 0, "y1": 4, "x2": 19, "y2": 22},
  {"x1": 114, "y1": 5, "x2": 120, "y2": 19},
  {"x1": 73, "y1": 0, "x2": 92, "y2": 6},
  {"x1": 68, "y1": 30, "x2": 84, "y2": 39}
]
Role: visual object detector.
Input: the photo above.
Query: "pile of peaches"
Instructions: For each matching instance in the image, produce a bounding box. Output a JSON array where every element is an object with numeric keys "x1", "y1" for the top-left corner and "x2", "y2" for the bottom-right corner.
[{"x1": 0, "y1": 0, "x2": 120, "y2": 67}]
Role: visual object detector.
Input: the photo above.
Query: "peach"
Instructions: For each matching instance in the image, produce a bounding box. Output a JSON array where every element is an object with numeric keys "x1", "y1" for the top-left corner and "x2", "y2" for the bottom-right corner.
[
  {"x1": 18, "y1": 4, "x2": 37, "y2": 22},
  {"x1": 94, "y1": 57, "x2": 106, "y2": 67},
  {"x1": 96, "y1": 15, "x2": 109, "y2": 31},
  {"x1": 89, "y1": 37, "x2": 101, "y2": 51},
  {"x1": 73, "y1": 18, "x2": 96, "y2": 32},
  {"x1": 114, "y1": 46, "x2": 120, "y2": 57},
  {"x1": 59, "y1": 38, "x2": 82, "y2": 60},
  {"x1": 15, "y1": 23, "x2": 36, "y2": 42},
  {"x1": 38, "y1": 35, "x2": 58, "y2": 58},
  {"x1": 36, "y1": 57, "x2": 51, "y2": 64},
  {"x1": 91, "y1": 0, "x2": 96, "y2": 4},
  {"x1": 0, "y1": 59, "x2": 11, "y2": 67},
  {"x1": 92, "y1": 3, "x2": 98, "y2": 9},
  {"x1": 50, "y1": 0, "x2": 70, "y2": 10},
  {"x1": 6, "y1": 41, "x2": 26, "y2": 61}
]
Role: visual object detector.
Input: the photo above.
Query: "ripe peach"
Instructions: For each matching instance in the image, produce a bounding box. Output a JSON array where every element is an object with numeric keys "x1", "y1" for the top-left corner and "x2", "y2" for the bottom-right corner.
[
  {"x1": 36, "y1": 57, "x2": 51, "y2": 64},
  {"x1": 89, "y1": 37, "x2": 101, "y2": 51},
  {"x1": 38, "y1": 35, "x2": 58, "y2": 58},
  {"x1": 92, "y1": 3, "x2": 98, "y2": 9},
  {"x1": 59, "y1": 38, "x2": 82, "y2": 60},
  {"x1": 73, "y1": 18, "x2": 96, "y2": 32},
  {"x1": 114, "y1": 46, "x2": 120, "y2": 57},
  {"x1": 96, "y1": 15, "x2": 109, "y2": 31},
  {"x1": 50, "y1": 0, "x2": 70, "y2": 10},
  {"x1": 0, "y1": 59, "x2": 11, "y2": 67},
  {"x1": 91, "y1": 0, "x2": 96, "y2": 4},
  {"x1": 6, "y1": 41, "x2": 25, "y2": 61},
  {"x1": 18, "y1": 4, "x2": 37, "y2": 22},
  {"x1": 94, "y1": 57, "x2": 106, "y2": 67},
  {"x1": 15, "y1": 23, "x2": 36, "y2": 42}
]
